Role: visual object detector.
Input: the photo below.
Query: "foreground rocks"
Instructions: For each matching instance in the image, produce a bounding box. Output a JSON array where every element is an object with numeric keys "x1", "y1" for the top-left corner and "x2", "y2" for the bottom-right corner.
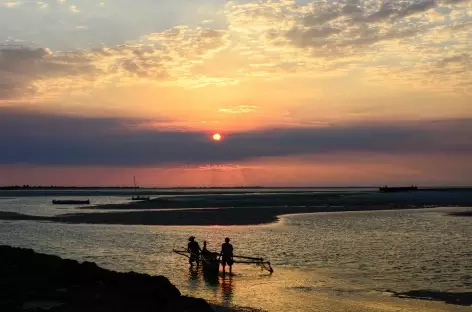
[
  {"x1": 449, "y1": 211, "x2": 472, "y2": 217},
  {"x1": 392, "y1": 290, "x2": 472, "y2": 306},
  {"x1": 0, "y1": 245, "x2": 214, "y2": 312}
]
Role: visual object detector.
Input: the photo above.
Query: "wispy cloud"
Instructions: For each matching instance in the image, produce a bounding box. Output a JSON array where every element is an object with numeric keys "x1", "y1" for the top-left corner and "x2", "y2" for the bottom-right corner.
[
  {"x1": 0, "y1": 24, "x2": 232, "y2": 102},
  {"x1": 3, "y1": 1, "x2": 20, "y2": 8},
  {"x1": 69, "y1": 4, "x2": 79, "y2": 12},
  {"x1": 0, "y1": 0, "x2": 470, "y2": 105},
  {"x1": 0, "y1": 0, "x2": 470, "y2": 185},
  {"x1": 219, "y1": 105, "x2": 257, "y2": 114}
]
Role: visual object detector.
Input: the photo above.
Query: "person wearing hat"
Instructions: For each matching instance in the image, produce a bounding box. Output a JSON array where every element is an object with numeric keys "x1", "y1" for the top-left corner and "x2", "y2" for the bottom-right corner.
[
  {"x1": 187, "y1": 236, "x2": 202, "y2": 266},
  {"x1": 220, "y1": 237, "x2": 234, "y2": 273}
]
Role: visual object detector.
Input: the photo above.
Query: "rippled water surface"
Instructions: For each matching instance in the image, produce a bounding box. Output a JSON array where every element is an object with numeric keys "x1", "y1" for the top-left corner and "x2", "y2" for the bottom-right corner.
[{"x1": 0, "y1": 206, "x2": 471, "y2": 311}]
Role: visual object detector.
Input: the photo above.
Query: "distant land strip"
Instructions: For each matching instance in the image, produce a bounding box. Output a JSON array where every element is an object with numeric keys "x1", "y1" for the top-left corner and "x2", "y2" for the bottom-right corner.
[
  {"x1": 0, "y1": 205, "x2": 470, "y2": 226},
  {"x1": 0, "y1": 185, "x2": 375, "y2": 190},
  {"x1": 1, "y1": 186, "x2": 471, "y2": 190}
]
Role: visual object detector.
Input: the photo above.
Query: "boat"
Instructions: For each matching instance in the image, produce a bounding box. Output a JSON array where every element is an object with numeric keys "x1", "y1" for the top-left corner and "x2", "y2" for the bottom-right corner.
[
  {"x1": 52, "y1": 199, "x2": 90, "y2": 205},
  {"x1": 379, "y1": 186, "x2": 418, "y2": 193},
  {"x1": 131, "y1": 196, "x2": 151, "y2": 201},
  {"x1": 131, "y1": 176, "x2": 150, "y2": 201},
  {"x1": 173, "y1": 248, "x2": 274, "y2": 274}
]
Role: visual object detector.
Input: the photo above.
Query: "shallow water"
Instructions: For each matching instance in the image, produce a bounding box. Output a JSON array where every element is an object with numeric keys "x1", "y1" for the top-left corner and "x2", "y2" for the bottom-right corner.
[
  {"x1": 0, "y1": 195, "x2": 131, "y2": 216},
  {"x1": 0, "y1": 206, "x2": 471, "y2": 311},
  {"x1": 0, "y1": 188, "x2": 364, "y2": 216}
]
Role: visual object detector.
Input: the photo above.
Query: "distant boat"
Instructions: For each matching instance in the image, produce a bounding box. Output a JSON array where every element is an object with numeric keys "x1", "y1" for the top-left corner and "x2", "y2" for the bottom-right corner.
[
  {"x1": 131, "y1": 176, "x2": 150, "y2": 201},
  {"x1": 52, "y1": 199, "x2": 90, "y2": 205},
  {"x1": 379, "y1": 186, "x2": 418, "y2": 193},
  {"x1": 131, "y1": 196, "x2": 151, "y2": 201}
]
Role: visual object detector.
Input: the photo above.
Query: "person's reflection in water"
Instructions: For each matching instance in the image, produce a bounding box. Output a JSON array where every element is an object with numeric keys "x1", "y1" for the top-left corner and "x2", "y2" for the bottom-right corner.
[
  {"x1": 202, "y1": 265, "x2": 219, "y2": 286},
  {"x1": 202, "y1": 263, "x2": 219, "y2": 300},
  {"x1": 201, "y1": 240, "x2": 220, "y2": 301},
  {"x1": 219, "y1": 274, "x2": 234, "y2": 307},
  {"x1": 187, "y1": 266, "x2": 200, "y2": 290}
]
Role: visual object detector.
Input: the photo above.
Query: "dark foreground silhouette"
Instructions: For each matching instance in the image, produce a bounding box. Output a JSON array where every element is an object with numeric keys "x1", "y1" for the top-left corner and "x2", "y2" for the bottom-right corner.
[
  {"x1": 392, "y1": 290, "x2": 472, "y2": 306},
  {"x1": 0, "y1": 245, "x2": 213, "y2": 312},
  {"x1": 449, "y1": 211, "x2": 472, "y2": 217}
]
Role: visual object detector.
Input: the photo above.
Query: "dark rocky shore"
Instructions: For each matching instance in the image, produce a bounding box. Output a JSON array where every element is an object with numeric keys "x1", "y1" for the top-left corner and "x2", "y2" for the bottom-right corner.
[
  {"x1": 392, "y1": 290, "x2": 472, "y2": 306},
  {"x1": 449, "y1": 211, "x2": 472, "y2": 217},
  {"x1": 0, "y1": 245, "x2": 214, "y2": 312}
]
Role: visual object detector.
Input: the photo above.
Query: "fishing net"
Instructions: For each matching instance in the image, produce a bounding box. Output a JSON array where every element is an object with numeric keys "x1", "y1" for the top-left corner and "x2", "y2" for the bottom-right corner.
[{"x1": 256, "y1": 261, "x2": 273, "y2": 273}]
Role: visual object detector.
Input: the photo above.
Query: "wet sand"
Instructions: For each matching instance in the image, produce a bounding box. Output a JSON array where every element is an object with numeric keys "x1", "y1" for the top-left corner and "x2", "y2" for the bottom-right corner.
[
  {"x1": 1, "y1": 189, "x2": 471, "y2": 226},
  {"x1": 0, "y1": 204, "x2": 466, "y2": 226},
  {"x1": 80, "y1": 189, "x2": 472, "y2": 211},
  {"x1": 449, "y1": 211, "x2": 472, "y2": 217}
]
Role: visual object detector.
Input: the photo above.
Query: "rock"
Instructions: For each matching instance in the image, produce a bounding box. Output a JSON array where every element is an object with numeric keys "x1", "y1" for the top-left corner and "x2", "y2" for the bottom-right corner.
[
  {"x1": 391, "y1": 290, "x2": 472, "y2": 306},
  {"x1": 0, "y1": 245, "x2": 214, "y2": 312}
]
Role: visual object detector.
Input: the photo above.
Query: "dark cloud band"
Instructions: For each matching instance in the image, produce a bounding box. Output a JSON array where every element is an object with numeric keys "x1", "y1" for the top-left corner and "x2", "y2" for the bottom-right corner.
[{"x1": 1, "y1": 109, "x2": 471, "y2": 166}]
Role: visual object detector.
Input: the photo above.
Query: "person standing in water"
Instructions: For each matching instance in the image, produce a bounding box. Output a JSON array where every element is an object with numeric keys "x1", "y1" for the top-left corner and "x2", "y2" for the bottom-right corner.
[
  {"x1": 220, "y1": 237, "x2": 234, "y2": 273},
  {"x1": 187, "y1": 236, "x2": 201, "y2": 266}
]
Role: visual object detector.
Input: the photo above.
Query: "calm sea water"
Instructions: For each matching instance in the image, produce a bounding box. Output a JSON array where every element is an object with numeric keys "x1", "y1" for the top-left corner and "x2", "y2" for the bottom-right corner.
[
  {"x1": 0, "y1": 199, "x2": 471, "y2": 311},
  {"x1": 0, "y1": 187, "x2": 375, "y2": 216}
]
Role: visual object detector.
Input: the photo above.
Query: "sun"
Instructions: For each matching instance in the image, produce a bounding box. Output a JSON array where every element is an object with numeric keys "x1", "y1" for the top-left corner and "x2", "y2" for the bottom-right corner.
[{"x1": 212, "y1": 133, "x2": 222, "y2": 141}]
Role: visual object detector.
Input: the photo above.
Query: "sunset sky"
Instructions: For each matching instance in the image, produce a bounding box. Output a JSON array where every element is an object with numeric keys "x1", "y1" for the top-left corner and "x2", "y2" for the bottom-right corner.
[{"x1": 0, "y1": 0, "x2": 471, "y2": 187}]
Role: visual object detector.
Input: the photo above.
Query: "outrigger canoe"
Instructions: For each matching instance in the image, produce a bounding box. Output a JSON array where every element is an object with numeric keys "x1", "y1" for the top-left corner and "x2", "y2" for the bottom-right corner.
[{"x1": 173, "y1": 249, "x2": 274, "y2": 274}]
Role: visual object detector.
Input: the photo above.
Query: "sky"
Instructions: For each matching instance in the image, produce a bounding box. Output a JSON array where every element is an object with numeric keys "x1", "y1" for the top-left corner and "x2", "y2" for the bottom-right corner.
[{"x1": 0, "y1": 0, "x2": 471, "y2": 187}]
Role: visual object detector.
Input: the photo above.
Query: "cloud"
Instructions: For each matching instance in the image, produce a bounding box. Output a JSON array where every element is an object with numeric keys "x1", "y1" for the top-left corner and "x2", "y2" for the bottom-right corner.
[
  {"x1": 37, "y1": 1, "x2": 48, "y2": 9},
  {"x1": 1, "y1": 108, "x2": 471, "y2": 166},
  {"x1": 265, "y1": 0, "x2": 466, "y2": 50},
  {"x1": 0, "y1": 25, "x2": 230, "y2": 100},
  {"x1": 69, "y1": 4, "x2": 79, "y2": 13},
  {"x1": 0, "y1": 0, "x2": 470, "y2": 103},
  {"x1": 437, "y1": 53, "x2": 470, "y2": 67},
  {"x1": 218, "y1": 105, "x2": 257, "y2": 114},
  {"x1": 0, "y1": 47, "x2": 53, "y2": 99},
  {"x1": 3, "y1": 1, "x2": 20, "y2": 8}
]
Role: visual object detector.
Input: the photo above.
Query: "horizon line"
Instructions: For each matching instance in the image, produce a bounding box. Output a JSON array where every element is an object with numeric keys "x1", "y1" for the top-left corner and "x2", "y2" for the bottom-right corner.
[{"x1": 1, "y1": 185, "x2": 472, "y2": 189}]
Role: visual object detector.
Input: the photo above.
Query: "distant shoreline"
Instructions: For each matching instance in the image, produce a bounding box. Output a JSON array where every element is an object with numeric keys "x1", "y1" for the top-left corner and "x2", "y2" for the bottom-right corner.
[
  {"x1": 0, "y1": 186, "x2": 268, "y2": 190},
  {"x1": 1, "y1": 186, "x2": 471, "y2": 191},
  {"x1": 1, "y1": 187, "x2": 471, "y2": 199}
]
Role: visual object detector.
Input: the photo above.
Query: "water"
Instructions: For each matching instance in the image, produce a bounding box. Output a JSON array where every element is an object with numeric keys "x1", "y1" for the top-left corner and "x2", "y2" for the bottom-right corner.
[
  {"x1": 0, "y1": 187, "x2": 374, "y2": 216},
  {"x1": 0, "y1": 195, "x2": 130, "y2": 216},
  {"x1": 0, "y1": 203, "x2": 471, "y2": 311}
]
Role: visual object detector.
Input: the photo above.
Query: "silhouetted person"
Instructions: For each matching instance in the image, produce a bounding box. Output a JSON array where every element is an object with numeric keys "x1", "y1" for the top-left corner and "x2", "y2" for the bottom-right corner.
[
  {"x1": 220, "y1": 237, "x2": 234, "y2": 273},
  {"x1": 187, "y1": 236, "x2": 201, "y2": 266}
]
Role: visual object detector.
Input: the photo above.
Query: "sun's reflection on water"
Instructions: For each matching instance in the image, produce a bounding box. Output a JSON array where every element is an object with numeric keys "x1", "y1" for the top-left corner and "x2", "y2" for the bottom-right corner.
[{"x1": 1, "y1": 208, "x2": 471, "y2": 311}]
